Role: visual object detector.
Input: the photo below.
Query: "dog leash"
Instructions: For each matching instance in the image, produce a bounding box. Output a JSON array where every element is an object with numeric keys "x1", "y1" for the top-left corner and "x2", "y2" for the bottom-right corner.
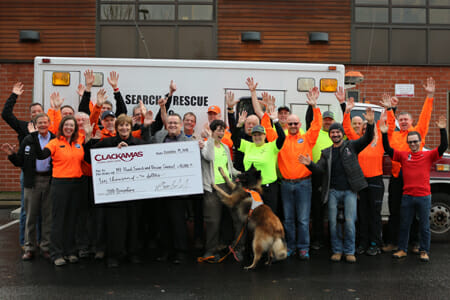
[{"x1": 197, "y1": 218, "x2": 248, "y2": 264}]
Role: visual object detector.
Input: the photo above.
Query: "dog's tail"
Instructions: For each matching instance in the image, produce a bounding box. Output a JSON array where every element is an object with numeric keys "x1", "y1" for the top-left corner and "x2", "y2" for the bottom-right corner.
[{"x1": 272, "y1": 237, "x2": 287, "y2": 261}]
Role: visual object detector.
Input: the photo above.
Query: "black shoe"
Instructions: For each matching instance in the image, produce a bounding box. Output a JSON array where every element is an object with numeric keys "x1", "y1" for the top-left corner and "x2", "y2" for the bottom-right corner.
[
  {"x1": 356, "y1": 246, "x2": 366, "y2": 255},
  {"x1": 310, "y1": 241, "x2": 322, "y2": 251},
  {"x1": 22, "y1": 251, "x2": 34, "y2": 261},
  {"x1": 173, "y1": 252, "x2": 186, "y2": 264},
  {"x1": 107, "y1": 258, "x2": 119, "y2": 268},
  {"x1": 129, "y1": 255, "x2": 142, "y2": 264},
  {"x1": 156, "y1": 253, "x2": 169, "y2": 262},
  {"x1": 40, "y1": 251, "x2": 51, "y2": 261}
]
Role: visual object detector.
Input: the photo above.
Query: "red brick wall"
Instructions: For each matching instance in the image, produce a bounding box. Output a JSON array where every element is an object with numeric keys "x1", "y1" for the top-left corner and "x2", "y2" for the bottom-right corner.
[
  {"x1": 1, "y1": 63, "x2": 448, "y2": 192},
  {"x1": 346, "y1": 65, "x2": 449, "y2": 149},
  {"x1": 0, "y1": 63, "x2": 34, "y2": 191}
]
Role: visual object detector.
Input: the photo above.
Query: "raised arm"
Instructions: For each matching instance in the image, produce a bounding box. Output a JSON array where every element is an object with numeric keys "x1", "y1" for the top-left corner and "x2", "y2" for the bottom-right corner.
[
  {"x1": 231, "y1": 110, "x2": 247, "y2": 150},
  {"x1": 305, "y1": 87, "x2": 323, "y2": 145},
  {"x1": 152, "y1": 81, "x2": 175, "y2": 134},
  {"x1": 334, "y1": 86, "x2": 347, "y2": 115},
  {"x1": 107, "y1": 71, "x2": 127, "y2": 116},
  {"x1": 352, "y1": 108, "x2": 375, "y2": 154},
  {"x1": 380, "y1": 119, "x2": 394, "y2": 158},
  {"x1": 2, "y1": 83, "x2": 27, "y2": 135},
  {"x1": 246, "y1": 77, "x2": 264, "y2": 119},
  {"x1": 226, "y1": 91, "x2": 239, "y2": 131},
  {"x1": 415, "y1": 77, "x2": 435, "y2": 138},
  {"x1": 436, "y1": 116, "x2": 448, "y2": 156},
  {"x1": 79, "y1": 69, "x2": 94, "y2": 114}
]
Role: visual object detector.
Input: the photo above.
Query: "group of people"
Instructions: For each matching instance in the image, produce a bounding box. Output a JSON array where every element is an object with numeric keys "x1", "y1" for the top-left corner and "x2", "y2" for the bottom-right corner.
[{"x1": 1, "y1": 70, "x2": 446, "y2": 267}]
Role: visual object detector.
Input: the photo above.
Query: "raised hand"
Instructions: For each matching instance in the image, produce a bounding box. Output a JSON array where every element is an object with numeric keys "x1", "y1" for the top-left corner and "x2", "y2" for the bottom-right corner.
[
  {"x1": 436, "y1": 115, "x2": 447, "y2": 129},
  {"x1": 76, "y1": 84, "x2": 86, "y2": 97},
  {"x1": 143, "y1": 110, "x2": 154, "y2": 127},
  {"x1": 345, "y1": 97, "x2": 355, "y2": 113},
  {"x1": 245, "y1": 77, "x2": 258, "y2": 92},
  {"x1": 96, "y1": 89, "x2": 107, "y2": 107},
  {"x1": 107, "y1": 71, "x2": 119, "y2": 89},
  {"x1": 169, "y1": 80, "x2": 177, "y2": 96},
  {"x1": 138, "y1": 100, "x2": 147, "y2": 116},
  {"x1": 84, "y1": 69, "x2": 95, "y2": 90},
  {"x1": 379, "y1": 116, "x2": 388, "y2": 133},
  {"x1": 201, "y1": 122, "x2": 212, "y2": 139},
  {"x1": 363, "y1": 107, "x2": 375, "y2": 124},
  {"x1": 27, "y1": 122, "x2": 37, "y2": 133},
  {"x1": 83, "y1": 123, "x2": 95, "y2": 142},
  {"x1": 298, "y1": 154, "x2": 311, "y2": 166},
  {"x1": 379, "y1": 93, "x2": 391, "y2": 109},
  {"x1": 226, "y1": 91, "x2": 239, "y2": 108},
  {"x1": 306, "y1": 87, "x2": 319, "y2": 108},
  {"x1": 158, "y1": 97, "x2": 167, "y2": 108},
  {"x1": 390, "y1": 96, "x2": 399, "y2": 107},
  {"x1": 1, "y1": 143, "x2": 15, "y2": 155},
  {"x1": 237, "y1": 110, "x2": 248, "y2": 127},
  {"x1": 50, "y1": 92, "x2": 64, "y2": 110},
  {"x1": 423, "y1": 77, "x2": 435, "y2": 98},
  {"x1": 334, "y1": 86, "x2": 345, "y2": 104},
  {"x1": 12, "y1": 82, "x2": 24, "y2": 96},
  {"x1": 268, "y1": 104, "x2": 278, "y2": 120}
]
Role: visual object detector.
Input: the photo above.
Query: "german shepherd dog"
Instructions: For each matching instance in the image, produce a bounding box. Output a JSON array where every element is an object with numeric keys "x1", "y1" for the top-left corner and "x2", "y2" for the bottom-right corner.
[{"x1": 213, "y1": 166, "x2": 287, "y2": 270}]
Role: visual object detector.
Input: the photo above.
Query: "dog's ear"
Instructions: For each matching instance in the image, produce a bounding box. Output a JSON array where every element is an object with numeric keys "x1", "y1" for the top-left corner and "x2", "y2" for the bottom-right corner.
[{"x1": 238, "y1": 164, "x2": 262, "y2": 189}]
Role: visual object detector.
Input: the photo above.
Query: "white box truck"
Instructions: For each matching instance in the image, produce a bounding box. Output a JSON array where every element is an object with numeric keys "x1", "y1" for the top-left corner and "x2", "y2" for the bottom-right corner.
[{"x1": 33, "y1": 57, "x2": 345, "y2": 131}]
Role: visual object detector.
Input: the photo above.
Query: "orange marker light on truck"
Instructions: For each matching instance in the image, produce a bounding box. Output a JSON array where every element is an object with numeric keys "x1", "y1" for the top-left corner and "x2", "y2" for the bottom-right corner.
[
  {"x1": 320, "y1": 78, "x2": 337, "y2": 92},
  {"x1": 52, "y1": 72, "x2": 70, "y2": 86}
]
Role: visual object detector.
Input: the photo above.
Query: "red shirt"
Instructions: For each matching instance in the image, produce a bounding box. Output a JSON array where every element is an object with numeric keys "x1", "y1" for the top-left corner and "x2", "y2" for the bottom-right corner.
[{"x1": 393, "y1": 148, "x2": 440, "y2": 196}]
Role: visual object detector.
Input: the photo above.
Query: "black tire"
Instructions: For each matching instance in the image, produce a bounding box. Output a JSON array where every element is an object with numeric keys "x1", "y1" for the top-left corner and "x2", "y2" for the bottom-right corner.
[{"x1": 430, "y1": 193, "x2": 450, "y2": 242}]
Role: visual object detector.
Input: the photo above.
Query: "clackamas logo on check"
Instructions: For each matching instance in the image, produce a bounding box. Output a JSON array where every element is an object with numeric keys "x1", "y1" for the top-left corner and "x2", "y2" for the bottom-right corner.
[{"x1": 95, "y1": 151, "x2": 144, "y2": 162}]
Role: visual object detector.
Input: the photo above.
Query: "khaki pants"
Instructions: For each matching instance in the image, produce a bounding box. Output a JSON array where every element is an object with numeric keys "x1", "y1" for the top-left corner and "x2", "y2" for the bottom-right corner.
[{"x1": 24, "y1": 175, "x2": 52, "y2": 252}]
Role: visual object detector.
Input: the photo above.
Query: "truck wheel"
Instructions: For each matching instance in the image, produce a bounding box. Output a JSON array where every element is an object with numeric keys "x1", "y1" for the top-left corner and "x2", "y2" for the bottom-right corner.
[{"x1": 430, "y1": 193, "x2": 450, "y2": 242}]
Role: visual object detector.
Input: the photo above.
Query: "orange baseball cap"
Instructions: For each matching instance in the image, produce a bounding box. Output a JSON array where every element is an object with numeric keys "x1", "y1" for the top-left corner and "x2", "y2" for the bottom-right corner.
[{"x1": 208, "y1": 105, "x2": 221, "y2": 114}]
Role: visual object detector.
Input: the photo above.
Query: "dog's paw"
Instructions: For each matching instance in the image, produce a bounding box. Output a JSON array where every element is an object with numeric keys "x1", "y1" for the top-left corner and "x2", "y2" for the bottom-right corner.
[{"x1": 244, "y1": 265, "x2": 256, "y2": 270}]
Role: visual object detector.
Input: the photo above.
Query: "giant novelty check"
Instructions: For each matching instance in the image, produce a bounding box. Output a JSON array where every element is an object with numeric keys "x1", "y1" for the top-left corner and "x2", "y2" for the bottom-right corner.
[{"x1": 90, "y1": 141, "x2": 203, "y2": 204}]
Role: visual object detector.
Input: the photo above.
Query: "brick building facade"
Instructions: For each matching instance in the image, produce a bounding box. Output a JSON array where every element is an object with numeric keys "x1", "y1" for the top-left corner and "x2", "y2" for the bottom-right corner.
[{"x1": 0, "y1": 1, "x2": 448, "y2": 191}]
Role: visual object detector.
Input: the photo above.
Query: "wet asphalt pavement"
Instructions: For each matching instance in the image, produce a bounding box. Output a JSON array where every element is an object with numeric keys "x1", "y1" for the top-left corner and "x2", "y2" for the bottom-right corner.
[{"x1": 1, "y1": 208, "x2": 450, "y2": 299}]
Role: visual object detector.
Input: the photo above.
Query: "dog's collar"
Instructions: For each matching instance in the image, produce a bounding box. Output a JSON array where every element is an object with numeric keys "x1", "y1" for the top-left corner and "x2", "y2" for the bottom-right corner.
[{"x1": 243, "y1": 188, "x2": 263, "y2": 215}]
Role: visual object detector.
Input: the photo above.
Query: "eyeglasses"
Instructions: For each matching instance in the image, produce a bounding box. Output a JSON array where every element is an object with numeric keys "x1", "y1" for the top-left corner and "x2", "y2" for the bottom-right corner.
[
  {"x1": 407, "y1": 140, "x2": 420, "y2": 145},
  {"x1": 288, "y1": 122, "x2": 299, "y2": 126}
]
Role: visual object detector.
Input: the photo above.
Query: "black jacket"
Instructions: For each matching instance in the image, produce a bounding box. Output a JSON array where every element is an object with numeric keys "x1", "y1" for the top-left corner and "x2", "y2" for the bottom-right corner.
[
  {"x1": 8, "y1": 131, "x2": 55, "y2": 188},
  {"x1": 2, "y1": 93, "x2": 30, "y2": 144},
  {"x1": 307, "y1": 123, "x2": 374, "y2": 204}
]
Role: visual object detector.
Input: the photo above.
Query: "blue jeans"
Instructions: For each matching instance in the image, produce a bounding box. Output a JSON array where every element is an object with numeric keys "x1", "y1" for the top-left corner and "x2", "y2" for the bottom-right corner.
[
  {"x1": 398, "y1": 194, "x2": 431, "y2": 253},
  {"x1": 281, "y1": 178, "x2": 312, "y2": 252},
  {"x1": 328, "y1": 189, "x2": 357, "y2": 255}
]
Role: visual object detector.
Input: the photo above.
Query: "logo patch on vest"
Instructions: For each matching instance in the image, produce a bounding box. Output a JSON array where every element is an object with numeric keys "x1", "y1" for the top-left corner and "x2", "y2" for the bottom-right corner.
[
  {"x1": 297, "y1": 138, "x2": 304, "y2": 144},
  {"x1": 75, "y1": 144, "x2": 81, "y2": 148}
]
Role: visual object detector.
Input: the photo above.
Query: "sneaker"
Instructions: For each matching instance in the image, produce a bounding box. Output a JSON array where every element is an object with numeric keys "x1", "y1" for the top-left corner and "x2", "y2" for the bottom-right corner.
[
  {"x1": 345, "y1": 255, "x2": 356, "y2": 263},
  {"x1": 54, "y1": 257, "x2": 66, "y2": 266},
  {"x1": 287, "y1": 249, "x2": 296, "y2": 257},
  {"x1": 330, "y1": 253, "x2": 342, "y2": 262},
  {"x1": 419, "y1": 251, "x2": 429, "y2": 262},
  {"x1": 298, "y1": 250, "x2": 310, "y2": 261},
  {"x1": 356, "y1": 246, "x2": 366, "y2": 255},
  {"x1": 366, "y1": 246, "x2": 380, "y2": 256},
  {"x1": 95, "y1": 251, "x2": 105, "y2": 260},
  {"x1": 382, "y1": 244, "x2": 398, "y2": 253},
  {"x1": 310, "y1": 241, "x2": 322, "y2": 251},
  {"x1": 78, "y1": 249, "x2": 90, "y2": 259},
  {"x1": 22, "y1": 251, "x2": 34, "y2": 261},
  {"x1": 411, "y1": 245, "x2": 420, "y2": 255},
  {"x1": 68, "y1": 255, "x2": 79, "y2": 263},
  {"x1": 392, "y1": 250, "x2": 407, "y2": 259}
]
